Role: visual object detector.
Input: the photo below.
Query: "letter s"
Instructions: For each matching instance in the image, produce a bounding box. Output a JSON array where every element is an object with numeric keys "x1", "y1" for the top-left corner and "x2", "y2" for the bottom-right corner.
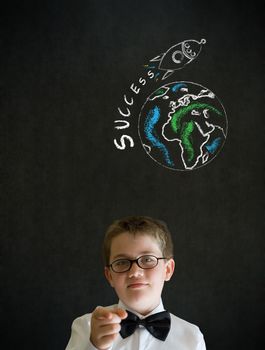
[
  {"x1": 114, "y1": 135, "x2": 134, "y2": 150},
  {"x1": 147, "y1": 70, "x2": 155, "y2": 79},
  {"x1": 139, "y1": 77, "x2": 146, "y2": 86}
]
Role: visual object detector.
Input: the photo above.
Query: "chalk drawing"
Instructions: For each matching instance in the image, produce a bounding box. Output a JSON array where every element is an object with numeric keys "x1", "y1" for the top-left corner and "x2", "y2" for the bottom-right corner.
[
  {"x1": 148, "y1": 39, "x2": 206, "y2": 80},
  {"x1": 139, "y1": 82, "x2": 227, "y2": 170},
  {"x1": 114, "y1": 39, "x2": 228, "y2": 171}
]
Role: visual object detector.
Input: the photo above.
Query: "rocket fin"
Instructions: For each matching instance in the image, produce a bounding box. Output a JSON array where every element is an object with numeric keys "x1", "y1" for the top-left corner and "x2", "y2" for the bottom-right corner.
[
  {"x1": 150, "y1": 53, "x2": 163, "y2": 62},
  {"x1": 162, "y1": 70, "x2": 174, "y2": 80}
]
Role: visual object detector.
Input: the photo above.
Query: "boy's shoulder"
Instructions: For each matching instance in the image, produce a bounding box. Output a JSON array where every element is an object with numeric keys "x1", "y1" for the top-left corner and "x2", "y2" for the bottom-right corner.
[
  {"x1": 168, "y1": 312, "x2": 204, "y2": 343},
  {"x1": 170, "y1": 312, "x2": 200, "y2": 329},
  {"x1": 170, "y1": 312, "x2": 201, "y2": 331}
]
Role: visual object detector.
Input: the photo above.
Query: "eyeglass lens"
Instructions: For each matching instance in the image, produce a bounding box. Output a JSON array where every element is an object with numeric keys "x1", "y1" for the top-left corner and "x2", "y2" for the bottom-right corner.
[{"x1": 111, "y1": 255, "x2": 159, "y2": 272}]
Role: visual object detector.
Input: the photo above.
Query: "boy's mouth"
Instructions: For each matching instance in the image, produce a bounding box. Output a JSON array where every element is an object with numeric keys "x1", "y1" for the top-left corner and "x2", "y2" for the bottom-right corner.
[{"x1": 128, "y1": 282, "x2": 148, "y2": 289}]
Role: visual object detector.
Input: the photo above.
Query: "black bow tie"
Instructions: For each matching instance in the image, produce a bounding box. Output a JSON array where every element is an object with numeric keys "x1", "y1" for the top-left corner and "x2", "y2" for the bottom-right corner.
[{"x1": 120, "y1": 310, "x2": 171, "y2": 341}]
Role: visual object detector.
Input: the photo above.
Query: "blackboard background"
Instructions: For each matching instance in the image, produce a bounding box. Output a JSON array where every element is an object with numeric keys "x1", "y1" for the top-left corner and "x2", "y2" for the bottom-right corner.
[{"x1": 2, "y1": 1, "x2": 264, "y2": 349}]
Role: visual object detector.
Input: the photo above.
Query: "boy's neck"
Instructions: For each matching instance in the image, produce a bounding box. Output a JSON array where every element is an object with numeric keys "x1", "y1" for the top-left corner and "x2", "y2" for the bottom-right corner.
[{"x1": 118, "y1": 299, "x2": 164, "y2": 318}]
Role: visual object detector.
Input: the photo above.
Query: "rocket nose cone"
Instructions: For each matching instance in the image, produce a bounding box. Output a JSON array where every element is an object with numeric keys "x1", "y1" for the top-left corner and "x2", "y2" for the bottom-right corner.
[{"x1": 182, "y1": 39, "x2": 204, "y2": 59}]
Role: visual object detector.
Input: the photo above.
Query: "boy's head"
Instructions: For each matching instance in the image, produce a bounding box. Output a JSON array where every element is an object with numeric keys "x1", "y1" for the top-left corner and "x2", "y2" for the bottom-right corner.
[
  {"x1": 103, "y1": 216, "x2": 175, "y2": 315},
  {"x1": 103, "y1": 216, "x2": 174, "y2": 266}
]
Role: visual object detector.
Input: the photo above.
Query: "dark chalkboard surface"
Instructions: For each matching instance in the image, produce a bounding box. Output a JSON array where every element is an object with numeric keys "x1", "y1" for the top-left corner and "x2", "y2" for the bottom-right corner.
[{"x1": 2, "y1": 1, "x2": 264, "y2": 349}]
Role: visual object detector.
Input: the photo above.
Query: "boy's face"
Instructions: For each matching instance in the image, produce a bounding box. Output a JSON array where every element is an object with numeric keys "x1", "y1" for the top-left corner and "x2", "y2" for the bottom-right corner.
[{"x1": 105, "y1": 232, "x2": 175, "y2": 315}]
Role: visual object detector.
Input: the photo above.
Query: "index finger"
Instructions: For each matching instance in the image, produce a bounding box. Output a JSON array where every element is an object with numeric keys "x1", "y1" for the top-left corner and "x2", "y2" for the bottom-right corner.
[
  {"x1": 93, "y1": 306, "x2": 113, "y2": 320},
  {"x1": 112, "y1": 307, "x2": 127, "y2": 320},
  {"x1": 93, "y1": 307, "x2": 127, "y2": 321}
]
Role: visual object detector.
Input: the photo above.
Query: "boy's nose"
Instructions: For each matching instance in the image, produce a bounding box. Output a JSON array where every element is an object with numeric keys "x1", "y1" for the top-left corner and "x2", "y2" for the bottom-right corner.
[{"x1": 128, "y1": 261, "x2": 144, "y2": 278}]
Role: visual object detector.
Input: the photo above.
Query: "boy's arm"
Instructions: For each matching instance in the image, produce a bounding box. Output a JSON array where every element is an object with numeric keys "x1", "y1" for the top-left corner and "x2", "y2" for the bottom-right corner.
[
  {"x1": 197, "y1": 332, "x2": 207, "y2": 350},
  {"x1": 65, "y1": 314, "x2": 97, "y2": 350}
]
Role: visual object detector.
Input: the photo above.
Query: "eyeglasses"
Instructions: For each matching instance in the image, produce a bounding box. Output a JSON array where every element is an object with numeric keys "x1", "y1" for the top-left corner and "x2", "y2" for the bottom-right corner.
[{"x1": 107, "y1": 255, "x2": 168, "y2": 273}]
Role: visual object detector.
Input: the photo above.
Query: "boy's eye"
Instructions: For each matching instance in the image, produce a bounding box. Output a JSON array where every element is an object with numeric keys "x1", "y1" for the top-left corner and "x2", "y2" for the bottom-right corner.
[
  {"x1": 142, "y1": 256, "x2": 152, "y2": 262},
  {"x1": 140, "y1": 255, "x2": 156, "y2": 265},
  {"x1": 114, "y1": 260, "x2": 129, "y2": 266}
]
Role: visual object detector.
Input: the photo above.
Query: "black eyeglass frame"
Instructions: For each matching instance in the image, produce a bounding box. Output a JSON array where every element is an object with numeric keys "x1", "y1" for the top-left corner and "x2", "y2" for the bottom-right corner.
[{"x1": 107, "y1": 255, "x2": 168, "y2": 273}]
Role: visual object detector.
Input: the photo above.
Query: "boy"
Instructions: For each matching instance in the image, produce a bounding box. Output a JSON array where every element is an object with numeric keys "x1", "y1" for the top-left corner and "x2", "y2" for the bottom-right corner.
[{"x1": 66, "y1": 216, "x2": 206, "y2": 350}]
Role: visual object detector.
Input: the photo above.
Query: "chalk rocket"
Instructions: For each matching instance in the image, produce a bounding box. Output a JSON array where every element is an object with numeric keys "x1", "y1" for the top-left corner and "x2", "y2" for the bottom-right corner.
[{"x1": 150, "y1": 39, "x2": 206, "y2": 80}]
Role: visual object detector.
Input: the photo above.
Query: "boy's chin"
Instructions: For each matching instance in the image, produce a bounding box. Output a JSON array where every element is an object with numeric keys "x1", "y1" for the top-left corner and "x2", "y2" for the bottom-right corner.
[{"x1": 122, "y1": 294, "x2": 159, "y2": 315}]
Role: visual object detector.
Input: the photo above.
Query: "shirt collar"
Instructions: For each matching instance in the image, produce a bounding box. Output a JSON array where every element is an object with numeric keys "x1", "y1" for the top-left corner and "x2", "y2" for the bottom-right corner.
[{"x1": 118, "y1": 299, "x2": 165, "y2": 319}]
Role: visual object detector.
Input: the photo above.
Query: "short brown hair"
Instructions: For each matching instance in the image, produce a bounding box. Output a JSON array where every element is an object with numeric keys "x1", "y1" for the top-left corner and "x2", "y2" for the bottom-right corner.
[{"x1": 103, "y1": 216, "x2": 174, "y2": 265}]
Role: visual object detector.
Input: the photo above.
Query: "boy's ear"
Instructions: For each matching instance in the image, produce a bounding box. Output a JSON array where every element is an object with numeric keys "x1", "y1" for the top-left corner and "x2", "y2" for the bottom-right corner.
[
  {"x1": 104, "y1": 266, "x2": 114, "y2": 287},
  {"x1": 164, "y1": 258, "x2": 175, "y2": 281}
]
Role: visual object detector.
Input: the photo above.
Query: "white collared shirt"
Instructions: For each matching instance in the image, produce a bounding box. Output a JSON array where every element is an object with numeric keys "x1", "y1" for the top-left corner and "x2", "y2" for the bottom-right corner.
[{"x1": 65, "y1": 300, "x2": 206, "y2": 350}]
